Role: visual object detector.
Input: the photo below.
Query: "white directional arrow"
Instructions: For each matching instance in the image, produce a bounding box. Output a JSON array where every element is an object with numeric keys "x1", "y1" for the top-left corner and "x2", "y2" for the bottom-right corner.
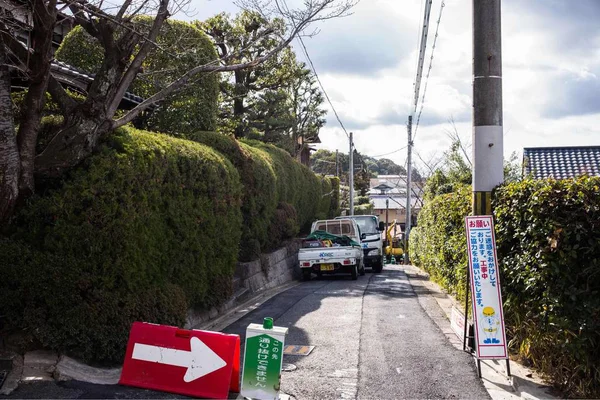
[{"x1": 132, "y1": 337, "x2": 227, "y2": 382}]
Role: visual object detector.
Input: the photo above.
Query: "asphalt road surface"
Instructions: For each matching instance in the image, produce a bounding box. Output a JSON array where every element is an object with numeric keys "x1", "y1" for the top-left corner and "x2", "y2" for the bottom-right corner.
[{"x1": 3, "y1": 265, "x2": 489, "y2": 399}]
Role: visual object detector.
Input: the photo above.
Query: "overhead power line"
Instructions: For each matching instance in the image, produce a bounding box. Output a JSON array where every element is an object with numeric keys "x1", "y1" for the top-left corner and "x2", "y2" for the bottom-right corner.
[
  {"x1": 370, "y1": 146, "x2": 408, "y2": 158},
  {"x1": 413, "y1": 1, "x2": 446, "y2": 142},
  {"x1": 297, "y1": 36, "x2": 350, "y2": 139}
]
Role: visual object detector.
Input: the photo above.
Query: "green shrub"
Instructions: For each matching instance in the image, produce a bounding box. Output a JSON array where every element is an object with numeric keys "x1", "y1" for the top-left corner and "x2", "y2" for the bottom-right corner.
[
  {"x1": 190, "y1": 131, "x2": 277, "y2": 261},
  {"x1": 56, "y1": 20, "x2": 219, "y2": 135},
  {"x1": 0, "y1": 127, "x2": 242, "y2": 363},
  {"x1": 409, "y1": 184, "x2": 471, "y2": 301},
  {"x1": 494, "y1": 177, "x2": 600, "y2": 398},
  {"x1": 356, "y1": 195, "x2": 371, "y2": 205},
  {"x1": 354, "y1": 203, "x2": 374, "y2": 215},
  {"x1": 268, "y1": 202, "x2": 299, "y2": 248},
  {"x1": 244, "y1": 140, "x2": 322, "y2": 233},
  {"x1": 411, "y1": 177, "x2": 600, "y2": 398},
  {"x1": 316, "y1": 177, "x2": 333, "y2": 220}
]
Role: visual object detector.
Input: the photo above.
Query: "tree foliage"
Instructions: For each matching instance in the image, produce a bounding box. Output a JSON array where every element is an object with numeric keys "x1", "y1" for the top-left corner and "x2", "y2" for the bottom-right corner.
[
  {"x1": 0, "y1": 0, "x2": 354, "y2": 221},
  {"x1": 56, "y1": 20, "x2": 220, "y2": 135},
  {"x1": 199, "y1": 11, "x2": 326, "y2": 153},
  {"x1": 310, "y1": 149, "x2": 412, "y2": 179}
]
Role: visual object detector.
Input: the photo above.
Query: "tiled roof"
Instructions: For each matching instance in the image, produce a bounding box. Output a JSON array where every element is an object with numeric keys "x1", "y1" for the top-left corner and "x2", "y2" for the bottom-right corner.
[
  {"x1": 523, "y1": 146, "x2": 600, "y2": 179},
  {"x1": 370, "y1": 195, "x2": 420, "y2": 210},
  {"x1": 51, "y1": 60, "x2": 147, "y2": 106}
]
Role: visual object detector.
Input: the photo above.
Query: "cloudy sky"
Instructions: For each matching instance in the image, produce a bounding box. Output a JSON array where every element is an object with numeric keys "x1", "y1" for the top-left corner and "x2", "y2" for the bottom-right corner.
[{"x1": 181, "y1": 0, "x2": 600, "y2": 171}]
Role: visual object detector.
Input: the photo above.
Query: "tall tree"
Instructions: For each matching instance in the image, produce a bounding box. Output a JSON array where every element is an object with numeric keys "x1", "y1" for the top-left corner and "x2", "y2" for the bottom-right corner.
[
  {"x1": 288, "y1": 66, "x2": 326, "y2": 155},
  {"x1": 0, "y1": 0, "x2": 356, "y2": 221},
  {"x1": 0, "y1": 40, "x2": 19, "y2": 219},
  {"x1": 199, "y1": 11, "x2": 299, "y2": 138},
  {"x1": 0, "y1": 0, "x2": 57, "y2": 221}
]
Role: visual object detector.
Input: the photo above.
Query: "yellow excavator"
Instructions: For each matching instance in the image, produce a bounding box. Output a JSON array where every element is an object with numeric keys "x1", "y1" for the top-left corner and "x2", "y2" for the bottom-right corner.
[{"x1": 384, "y1": 220, "x2": 404, "y2": 264}]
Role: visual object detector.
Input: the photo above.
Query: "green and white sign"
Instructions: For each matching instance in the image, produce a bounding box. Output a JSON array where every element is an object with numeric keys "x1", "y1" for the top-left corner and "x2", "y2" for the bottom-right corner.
[{"x1": 241, "y1": 318, "x2": 288, "y2": 400}]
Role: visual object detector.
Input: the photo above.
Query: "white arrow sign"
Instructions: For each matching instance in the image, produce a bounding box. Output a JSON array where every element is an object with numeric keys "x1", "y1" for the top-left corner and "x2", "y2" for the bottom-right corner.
[{"x1": 132, "y1": 337, "x2": 227, "y2": 382}]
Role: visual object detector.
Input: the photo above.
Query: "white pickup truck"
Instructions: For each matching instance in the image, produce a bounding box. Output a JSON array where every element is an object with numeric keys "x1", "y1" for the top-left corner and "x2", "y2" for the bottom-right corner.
[{"x1": 298, "y1": 219, "x2": 365, "y2": 281}]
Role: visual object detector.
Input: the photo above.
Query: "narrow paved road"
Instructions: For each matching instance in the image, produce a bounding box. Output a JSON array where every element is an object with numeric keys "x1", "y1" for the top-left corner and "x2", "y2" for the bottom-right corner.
[
  {"x1": 3, "y1": 266, "x2": 488, "y2": 399},
  {"x1": 224, "y1": 265, "x2": 488, "y2": 399}
]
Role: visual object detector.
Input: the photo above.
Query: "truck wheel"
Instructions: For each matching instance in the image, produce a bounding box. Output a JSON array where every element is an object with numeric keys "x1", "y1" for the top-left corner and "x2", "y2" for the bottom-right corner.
[
  {"x1": 359, "y1": 261, "x2": 366, "y2": 276},
  {"x1": 351, "y1": 265, "x2": 358, "y2": 280},
  {"x1": 302, "y1": 269, "x2": 312, "y2": 281}
]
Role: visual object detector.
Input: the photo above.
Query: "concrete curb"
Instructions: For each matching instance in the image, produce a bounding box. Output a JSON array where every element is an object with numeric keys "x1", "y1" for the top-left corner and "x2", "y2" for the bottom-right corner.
[
  {"x1": 193, "y1": 280, "x2": 301, "y2": 332},
  {"x1": 55, "y1": 355, "x2": 121, "y2": 385},
  {"x1": 24, "y1": 279, "x2": 301, "y2": 386},
  {"x1": 402, "y1": 264, "x2": 558, "y2": 400}
]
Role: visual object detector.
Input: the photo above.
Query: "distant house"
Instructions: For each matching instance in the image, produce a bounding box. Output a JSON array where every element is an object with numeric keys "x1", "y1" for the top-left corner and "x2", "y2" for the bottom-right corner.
[
  {"x1": 368, "y1": 175, "x2": 424, "y2": 229},
  {"x1": 523, "y1": 146, "x2": 600, "y2": 179}
]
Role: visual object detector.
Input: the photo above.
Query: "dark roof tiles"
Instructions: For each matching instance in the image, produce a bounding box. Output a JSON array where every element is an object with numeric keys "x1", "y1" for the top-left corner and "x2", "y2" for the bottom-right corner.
[{"x1": 523, "y1": 146, "x2": 600, "y2": 179}]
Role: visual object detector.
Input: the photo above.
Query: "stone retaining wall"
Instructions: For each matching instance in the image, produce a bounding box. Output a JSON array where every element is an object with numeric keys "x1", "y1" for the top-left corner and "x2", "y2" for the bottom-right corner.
[{"x1": 186, "y1": 240, "x2": 301, "y2": 328}]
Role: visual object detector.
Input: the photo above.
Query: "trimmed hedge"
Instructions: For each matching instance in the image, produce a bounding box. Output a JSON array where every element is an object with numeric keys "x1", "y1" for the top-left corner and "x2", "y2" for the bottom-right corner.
[
  {"x1": 0, "y1": 127, "x2": 338, "y2": 364},
  {"x1": 0, "y1": 127, "x2": 242, "y2": 363},
  {"x1": 410, "y1": 177, "x2": 600, "y2": 398},
  {"x1": 494, "y1": 178, "x2": 600, "y2": 398},
  {"x1": 243, "y1": 140, "x2": 326, "y2": 233},
  {"x1": 190, "y1": 131, "x2": 277, "y2": 260},
  {"x1": 409, "y1": 184, "x2": 471, "y2": 301},
  {"x1": 329, "y1": 177, "x2": 341, "y2": 218},
  {"x1": 191, "y1": 132, "x2": 339, "y2": 260},
  {"x1": 316, "y1": 177, "x2": 333, "y2": 220}
]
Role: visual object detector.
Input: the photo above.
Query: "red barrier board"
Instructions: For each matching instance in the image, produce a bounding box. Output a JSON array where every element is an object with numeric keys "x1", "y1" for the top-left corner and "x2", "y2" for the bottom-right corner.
[{"x1": 119, "y1": 322, "x2": 240, "y2": 399}]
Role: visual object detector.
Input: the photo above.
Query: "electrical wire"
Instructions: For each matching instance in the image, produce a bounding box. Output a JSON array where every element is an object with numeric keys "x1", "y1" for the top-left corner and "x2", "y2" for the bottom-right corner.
[
  {"x1": 370, "y1": 146, "x2": 408, "y2": 158},
  {"x1": 297, "y1": 36, "x2": 350, "y2": 139},
  {"x1": 413, "y1": 0, "x2": 446, "y2": 142}
]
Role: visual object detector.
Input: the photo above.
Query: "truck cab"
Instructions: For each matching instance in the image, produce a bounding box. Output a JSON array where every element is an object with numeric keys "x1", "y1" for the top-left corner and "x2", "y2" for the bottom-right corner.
[{"x1": 336, "y1": 215, "x2": 385, "y2": 272}]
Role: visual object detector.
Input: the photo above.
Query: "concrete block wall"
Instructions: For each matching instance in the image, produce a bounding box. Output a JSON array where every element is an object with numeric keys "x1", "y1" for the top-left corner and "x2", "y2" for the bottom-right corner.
[{"x1": 186, "y1": 240, "x2": 301, "y2": 328}]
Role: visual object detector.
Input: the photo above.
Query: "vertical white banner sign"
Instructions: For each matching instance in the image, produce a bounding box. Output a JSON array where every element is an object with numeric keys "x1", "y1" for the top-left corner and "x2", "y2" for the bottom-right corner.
[{"x1": 465, "y1": 216, "x2": 508, "y2": 359}]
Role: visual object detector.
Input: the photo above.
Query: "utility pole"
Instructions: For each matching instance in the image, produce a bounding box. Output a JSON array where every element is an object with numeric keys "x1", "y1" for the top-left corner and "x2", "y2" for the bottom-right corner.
[
  {"x1": 472, "y1": 0, "x2": 503, "y2": 215},
  {"x1": 405, "y1": 116, "x2": 413, "y2": 264},
  {"x1": 463, "y1": 0, "x2": 505, "y2": 367},
  {"x1": 405, "y1": 0, "x2": 432, "y2": 264},
  {"x1": 349, "y1": 132, "x2": 354, "y2": 216},
  {"x1": 385, "y1": 198, "x2": 389, "y2": 229},
  {"x1": 335, "y1": 149, "x2": 339, "y2": 177}
]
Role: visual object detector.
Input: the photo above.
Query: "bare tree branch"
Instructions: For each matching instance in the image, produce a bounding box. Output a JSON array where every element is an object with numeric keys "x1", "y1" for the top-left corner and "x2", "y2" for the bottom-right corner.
[
  {"x1": 444, "y1": 116, "x2": 472, "y2": 167},
  {"x1": 114, "y1": 0, "x2": 350, "y2": 128},
  {"x1": 108, "y1": 0, "x2": 170, "y2": 115},
  {"x1": 415, "y1": 149, "x2": 442, "y2": 177},
  {"x1": 115, "y1": 0, "x2": 133, "y2": 20}
]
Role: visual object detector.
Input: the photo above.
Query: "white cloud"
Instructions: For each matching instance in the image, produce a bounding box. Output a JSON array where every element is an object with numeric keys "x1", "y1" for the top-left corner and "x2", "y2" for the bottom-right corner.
[{"x1": 182, "y1": 0, "x2": 600, "y2": 171}]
